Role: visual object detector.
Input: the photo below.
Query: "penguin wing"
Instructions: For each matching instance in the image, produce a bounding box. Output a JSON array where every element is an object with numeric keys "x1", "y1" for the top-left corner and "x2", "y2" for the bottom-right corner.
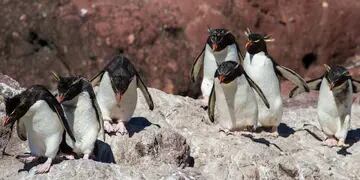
[
  {"x1": 90, "y1": 70, "x2": 105, "y2": 87},
  {"x1": 45, "y1": 97, "x2": 76, "y2": 142},
  {"x1": 289, "y1": 77, "x2": 323, "y2": 98},
  {"x1": 235, "y1": 42, "x2": 245, "y2": 63},
  {"x1": 190, "y1": 45, "x2": 205, "y2": 82},
  {"x1": 244, "y1": 73, "x2": 270, "y2": 108},
  {"x1": 274, "y1": 64, "x2": 310, "y2": 94},
  {"x1": 136, "y1": 74, "x2": 154, "y2": 110},
  {"x1": 208, "y1": 85, "x2": 216, "y2": 123},
  {"x1": 87, "y1": 86, "x2": 105, "y2": 141},
  {"x1": 16, "y1": 118, "x2": 27, "y2": 141},
  {"x1": 352, "y1": 78, "x2": 360, "y2": 93}
]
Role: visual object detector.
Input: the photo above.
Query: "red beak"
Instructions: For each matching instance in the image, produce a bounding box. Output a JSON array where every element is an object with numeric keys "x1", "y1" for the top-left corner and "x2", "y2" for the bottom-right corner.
[
  {"x1": 219, "y1": 75, "x2": 225, "y2": 83},
  {"x1": 3, "y1": 116, "x2": 11, "y2": 126},
  {"x1": 245, "y1": 41, "x2": 252, "y2": 50},
  {"x1": 212, "y1": 43, "x2": 218, "y2": 51},
  {"x1": 56, "y1": 95, "x2": 65, "y2": 103}
]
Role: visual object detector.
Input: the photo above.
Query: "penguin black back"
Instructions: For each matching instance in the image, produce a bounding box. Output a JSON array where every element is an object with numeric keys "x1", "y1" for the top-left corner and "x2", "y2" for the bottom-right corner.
[
  {"x1": 207, "y1": 28, "x2": 236, "y2": 52},
  {"x1": 3, "y1": 85, "x2": 76, "y2": 141}
]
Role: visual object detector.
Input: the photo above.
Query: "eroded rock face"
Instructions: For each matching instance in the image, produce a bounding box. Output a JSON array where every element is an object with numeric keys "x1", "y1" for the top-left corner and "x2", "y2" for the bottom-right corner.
[
  {"x1": 0, "y1": 1, "x2": 359, "y2": 96},
  {"x1": 1, "y1": 75, "x2": 360, "y2": 179}
]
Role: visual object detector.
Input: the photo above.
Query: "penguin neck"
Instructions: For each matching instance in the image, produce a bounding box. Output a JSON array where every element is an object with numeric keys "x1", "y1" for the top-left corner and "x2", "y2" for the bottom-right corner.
[{"x1": 62, "y1": 91, "x2": 89, "y2": 106}]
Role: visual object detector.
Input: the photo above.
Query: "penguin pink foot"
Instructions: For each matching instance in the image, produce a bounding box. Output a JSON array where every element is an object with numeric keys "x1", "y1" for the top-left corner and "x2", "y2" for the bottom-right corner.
[
  {"x1": 104, "y1": 121, "x2": 114, "y2": 133},
  {"x1": 114, "y1": 121, "x2": 128, "y2": 135},
  {"x1": 35, "y1": 158, "x2": 52, "y2": 174},
  {"x1": 83, "y1": 154, "x2": 90, "y2": 160},
  {"x1": 322, "y1": 137, "x2": 338, "y2": 147},
  {"x1": 16, "y1": 155, "x2": 38, "y2": 163},
  {"x1": 337, "y1": 139, "x2": 349, "y2": 147},
  {"x1": 269, "y1": 126, "x2": 279, "y2": 137}
]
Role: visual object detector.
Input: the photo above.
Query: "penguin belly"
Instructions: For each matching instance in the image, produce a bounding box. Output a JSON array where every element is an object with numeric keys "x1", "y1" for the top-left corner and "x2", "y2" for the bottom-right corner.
[
  {"x1": 317, "y1": 78, "x2": 352, "y2": 139},
  {"x1": 23, "y1": 100, "x2": 63, "y2": 159},
  {"x1": 63, "y1": 92, "x2": 99, "y2": 155},
  {"x1": 243, "y1": 52, "x2": 282, "y2": 127},
  {"x1": 111, "y1": 76, "x2": 138, "y2": 123},
  {"x1": 96, "y1": 71, "x2": 117, "y2": 121},
  {"x1": 201, "y1": 44, "x2": 239, "y2": 97},
  {"x1": 214, "y1": 76, "x2": 258, "y2": 130}
]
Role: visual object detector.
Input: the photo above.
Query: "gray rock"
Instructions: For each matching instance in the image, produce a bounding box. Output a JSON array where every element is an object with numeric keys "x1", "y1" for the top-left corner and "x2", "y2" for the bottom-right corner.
[{"x1": 0, "y1": 76, "x2": 360, "y2": 179}]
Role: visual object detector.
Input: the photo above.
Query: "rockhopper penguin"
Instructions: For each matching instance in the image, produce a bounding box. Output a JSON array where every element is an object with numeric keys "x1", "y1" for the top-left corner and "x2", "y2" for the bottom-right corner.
[
  {"x1": 191, "y1": 28, "x2": 244, "y2": 106},
  {"x1": 91, "y1": 55, "x2": 154, "y2": 135},
  {"x1": 2, "y1": 85, "x2": 75, "y2": 174},
  {"x1": 242, "y1": 29, "x2": 309, "y2": 136},
  {"x1": 53, "y1": 74, "x2": 104, "y2": 159},
  {"x1": 208, "y1": 61, "x2": 270, "y2": 133},
  {"x1": 290, "y1": 64, "x2": 360, "y2": 147}
]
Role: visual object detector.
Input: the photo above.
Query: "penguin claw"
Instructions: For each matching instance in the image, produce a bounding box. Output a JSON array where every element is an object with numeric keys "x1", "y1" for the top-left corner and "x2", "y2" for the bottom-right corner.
[
  {"x1": 104, "y1": 121, "x2": 114, "y2": 133},
  {"x1": 35, "y1": 158, "x2": 52, "y2": 174},
  {"x1": 114, "y1": 122, "x2": 128, "y2": 136}
]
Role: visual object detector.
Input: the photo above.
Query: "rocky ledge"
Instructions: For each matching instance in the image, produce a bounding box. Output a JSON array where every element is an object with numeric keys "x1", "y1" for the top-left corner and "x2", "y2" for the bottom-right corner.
[{"x1": 0, "y1": 74, "x2": 360, "y2": 179}]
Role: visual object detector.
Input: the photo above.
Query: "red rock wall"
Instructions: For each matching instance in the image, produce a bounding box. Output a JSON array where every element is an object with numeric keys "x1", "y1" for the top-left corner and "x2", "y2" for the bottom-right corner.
[{"x1": 0, "y1": 0, "x2": 359, "y2": 96}]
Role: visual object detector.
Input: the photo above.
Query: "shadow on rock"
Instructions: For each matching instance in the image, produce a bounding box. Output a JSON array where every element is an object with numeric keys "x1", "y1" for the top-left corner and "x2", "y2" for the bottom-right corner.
[
  {"x1": 241, "y1": 134, "x2": 283, "y2": 152},
  {"x1": 278, "y1": 123, "x2": 295, "y2": 138},
  {"x1": 126, "y1": 117, "x2": 161, "y2": 137},
  {"x1": 338, "y1": 128, "x2": 360, "y2": 156},
  {"x1": 94, "y1": 140, "x2": 116, "y2": 164},
  {"x1": 18, "y1": 156, "x2": 64, "y2": 173}
]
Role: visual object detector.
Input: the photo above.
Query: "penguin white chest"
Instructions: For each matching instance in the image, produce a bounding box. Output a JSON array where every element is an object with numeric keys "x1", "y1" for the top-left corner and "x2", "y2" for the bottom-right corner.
[
  {"x1": 214, "y1": 76, "x2": 258, "y2": 130},
  {"x1": 111, "y1": 77, "x2": 138, "y2": 122},
  {"x1": 62, "y1": 92, "x2": 99, "y2": 153},
  {"x1": 243, "y1": 52, "x2": 282, "y2": 127},
  {"x1": 22, "y1": 100, "x2": 63, "y2": 158},
  {"x1": 96, "y1": 71, "x2": 118, "y2": 121},
  {"x1": 317, "y1": 78, "x2": 352, "y2": 137},
  {"x1": 201, "y1": 44, "x2": 239, "y2": 97}
]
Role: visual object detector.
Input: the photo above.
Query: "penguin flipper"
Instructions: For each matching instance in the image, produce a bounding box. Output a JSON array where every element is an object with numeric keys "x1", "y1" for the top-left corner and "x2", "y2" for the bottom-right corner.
[
  {"x1": 16, "y1": 119, "x2": 27, "y2": 141},
  {"x1": 90, "y1": 70, "x2": 105, "y2": 87},
  {"x1": 45, "y1": 97, "x2": 76, "y2": 142},
  {"x1": 244, "y1": 73, "x2": 270, "y2": 108},
  {"x1": 86, "y1": 85, "x2": 105, "y2": 141},
  {"x1": 190, "y1": 45, "x2": 205, "y2": 82},
  {"x1": 289, "y1": 77, "x2": 323, "y2": 98},
  {"x1": 275, "y1": 65, "x2": 310, "y2": 93},
  {"x1": 235, "y1": 42, "x2": 244, "y2": 63},
  {"x1": 136, "y1": 74, "x2": 154, "y2": 110},
  {"x1": 208, "y1": 85, "x2": 216, "y2": 123},
  {"x1": 352, "y1": 78, "x2": 360, "y2": 93}
]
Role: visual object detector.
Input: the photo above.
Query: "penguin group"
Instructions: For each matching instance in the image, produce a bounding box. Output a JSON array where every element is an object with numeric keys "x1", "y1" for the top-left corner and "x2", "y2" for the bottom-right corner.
[{"x1": 2, "y1": 27, "x2": 359, "y2": 174}]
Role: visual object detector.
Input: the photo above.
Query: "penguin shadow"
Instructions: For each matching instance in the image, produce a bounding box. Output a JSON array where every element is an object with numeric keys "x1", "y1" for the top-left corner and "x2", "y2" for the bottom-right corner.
[
  {"x1": 337, "y1": 128, "x2": 360, "y2": 156},
  {"x1": 277, "y1": 123, "x2": 296, "y2": 138},
  {"x1": 93, "y1": 140, "x2": 116, "y2": 164},
  {"x1": 241, "y1": 134, "x2": 283, "y2": 152},
  {"x1": 125, "y1": 117, "x2": 161, "y2": 137}
]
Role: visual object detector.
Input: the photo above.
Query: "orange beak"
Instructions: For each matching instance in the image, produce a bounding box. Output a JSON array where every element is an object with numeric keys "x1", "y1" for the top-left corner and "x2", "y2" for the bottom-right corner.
[
  {"x1": 219, "y1": 75, "x2": 225, "y2": 83},
  {"x1": 56, "y1": 95, "x2": 65, "y2": 103},
  {"x1": 3, "y1": 116, "x2": 11, "y2": 126},
  {"x1": 245, "y1": 40, "x2": 252, "y2": 49},
  {"x1": 212, "y1": 43, "x2": 218, "y2": 51}
]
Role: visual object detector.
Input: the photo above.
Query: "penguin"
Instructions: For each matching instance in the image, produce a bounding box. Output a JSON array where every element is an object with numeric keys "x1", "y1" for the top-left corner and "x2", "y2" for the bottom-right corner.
[
  {"x1": 242, "y1": 29, "x2": 309, "y2": 136},
  {"x1": 2, "y1": 85, "x2": 75, "y2": 174},
  {"x1": 190, "y1": 28, "x2": 244, "y2": 106},
  {"x1": 91, "y1": 55, "x2": 154, "y2": 135},
  {"x1": 53, "y1": 73, "x2": 104, "y2": 159},
  {"x1": 290, "y1": 64, "x2": 360, "y2": 147},
  {"x1": 208, "y1": 61, "x2": 270, "y2": 133}
]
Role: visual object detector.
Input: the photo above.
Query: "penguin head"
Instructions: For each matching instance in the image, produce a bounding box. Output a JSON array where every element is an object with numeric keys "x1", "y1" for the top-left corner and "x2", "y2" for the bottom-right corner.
[
  {"x1": 207, "y1": 28, "x2": 232, "y2": 51},
  {"x1": 53, "y1": 74, "x2": 86, "y2": 103},
  {"x1": 214, "y1": 61, "x2": 243, "y2": 84},
  {"x1": 112, "y1": 75, "x2": 134, "y2": 101},
  {"x1": 244, "y1": 29, "x2": 274, "y2": 54},
  {"x1": 3, "y1": 94, "x2": 21, "y2": 126},
  {"x1": 324, "y1": 64, "x2": 351, "y2": 90}
]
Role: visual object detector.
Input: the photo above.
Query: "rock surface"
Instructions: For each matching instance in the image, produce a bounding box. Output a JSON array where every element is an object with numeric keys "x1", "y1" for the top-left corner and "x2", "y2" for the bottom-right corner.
[
  {"x1": 1, "y1": 75, "x2": 360, "y2": 179},
  {"x1": 0, "y1": 1, "x2": 359, "y2": 96}
]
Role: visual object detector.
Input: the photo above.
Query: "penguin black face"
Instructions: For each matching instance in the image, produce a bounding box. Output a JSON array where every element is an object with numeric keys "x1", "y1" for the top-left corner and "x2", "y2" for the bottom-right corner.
[
  {"x1": 207, "y1": 28, "x2": 230, "y2": 51},
  {"x1": 56, "y1": 76, "x2": 84, "y2": 103},
  {"x1": 214, "y1": 61, "x2": 243, "y2": 84},
  {"x1": 324, "y1": 64, "x2": 351, "y2": 90},
  {"x1": 245, "y1": 33, "x2": 268, "y2": 55},
  {"x1": 3, "y1": 95, "x2": 22, "y2": 126},
  {"x1": 112, "y1": 76, "x2": 134, "y2": 101}
]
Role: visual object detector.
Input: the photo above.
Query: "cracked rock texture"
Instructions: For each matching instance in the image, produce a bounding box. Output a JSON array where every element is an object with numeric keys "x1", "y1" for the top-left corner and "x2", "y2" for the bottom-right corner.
[
  {"x1": 1, "y1": 74, "x2": 360, "y2": 179},
  {"x1": 0, "y1": 0, "x2": 359, "y2": 96}
]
